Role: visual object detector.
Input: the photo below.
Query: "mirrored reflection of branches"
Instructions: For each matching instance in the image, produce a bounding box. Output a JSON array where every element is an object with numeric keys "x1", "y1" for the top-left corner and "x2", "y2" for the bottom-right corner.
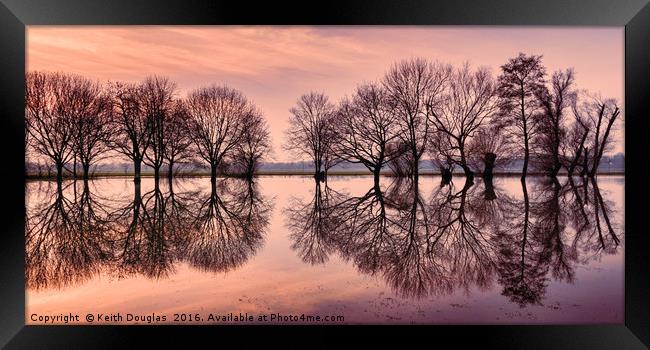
[
  {"x1": 310, "y1": 177, "x2": 510, "y2": 299},
  {"x1": 428, "y1": 180, "x2": 501, "y2": 293},
  {"x1": 26, "y1": 181, "x2": 114, "y2": 290},
  {"x1": 568, "y1": 178, "x2": 622, "y2": 259},
  {"x1": 186, "y1": 179, "x2": 271, "y2": 273},
  {"x1": 112, "y1": 182, "x2": 181, "y2": 279},
  {"x1": 493, "y1": 179, "x2": 549, "y2": 307},
  {"x1": 284, "y1": 180, "x2": 342, "y2": 265},
  {"x1": 493, "y1": 177, "x2": 623, "y2": 307},
  {"x1": 329, "y1": 184, "x2": 397, "y2": 275},
  {"x1": 530, "y1": 179, "x2": 574, "y2": 283},
  {"x1": 27, "y1": 178, "x2": 273, "y2": 291},
  {"x1": 381, "y1": 179, "x2": 452, "y2": 298}
]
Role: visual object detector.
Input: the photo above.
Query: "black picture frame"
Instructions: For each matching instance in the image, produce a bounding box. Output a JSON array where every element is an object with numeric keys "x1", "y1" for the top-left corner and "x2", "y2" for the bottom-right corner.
[{"x1": 1, "y1": 0, "x2": 648, "y2": 348}]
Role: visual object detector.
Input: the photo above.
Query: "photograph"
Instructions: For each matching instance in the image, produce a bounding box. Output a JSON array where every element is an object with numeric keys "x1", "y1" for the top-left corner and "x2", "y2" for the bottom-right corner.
[{"x1": 24, "y1": 26, "x2": 625, "y2": 325}]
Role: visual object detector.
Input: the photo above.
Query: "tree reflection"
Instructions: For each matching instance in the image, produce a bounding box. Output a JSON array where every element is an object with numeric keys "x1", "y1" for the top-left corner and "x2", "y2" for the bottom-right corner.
[
  {"x1": 26, "y1": 181, "x2": 113, "y2": 290},
  {"x1": 285, "y1": 179, "x2": 342, "y2": 265},
  {"x1": 284, "y1": 175, "x2": 623, "y2": 305},
  {"x1": 26, "y1": 176, "x2": 622, "y2": 308},
  {"x1": 112, "y1": 182, "x2": 181, "y2": 279},
  {"x1": 26, "y1": 178, "x2": 272, "y2": 290},
  {"x1": 494, "y1": 179, "x2": 550, "y2": 306},
  {"x1": 185, "y1": 179, "x2": 271, "y2": 272},
  {"x1": 494, "y1": 177, "x2": 622, "y2": 307}
]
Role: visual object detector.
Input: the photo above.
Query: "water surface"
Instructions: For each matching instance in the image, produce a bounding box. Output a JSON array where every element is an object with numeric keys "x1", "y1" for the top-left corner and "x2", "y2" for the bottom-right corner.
[{"x1": 25, "y1": 175, "x2": 624, "y2": 324}]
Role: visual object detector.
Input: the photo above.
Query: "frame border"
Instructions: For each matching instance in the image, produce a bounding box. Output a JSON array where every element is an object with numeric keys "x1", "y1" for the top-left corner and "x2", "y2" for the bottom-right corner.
[{"x1": 1, "y1": 0, "x2": 648, "y2": 348}]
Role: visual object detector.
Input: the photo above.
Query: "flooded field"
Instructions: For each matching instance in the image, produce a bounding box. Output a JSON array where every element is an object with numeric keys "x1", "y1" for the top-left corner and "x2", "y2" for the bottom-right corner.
[{"x1": 25, "y1": 175, "x2": 624, "y2": 324}]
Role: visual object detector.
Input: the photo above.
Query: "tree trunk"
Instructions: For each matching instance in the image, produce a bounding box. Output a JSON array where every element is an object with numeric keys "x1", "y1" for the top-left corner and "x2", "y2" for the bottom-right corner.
[
  {"x1": 246, "y1": 159, "x2": 254, "y2": 180},
  {"x1": 440, "y1": 167, "x2": 452, "y2": 186},
  {"x1": 133, "y1": 160, "x2": 142, "y2": 183},
  {"x1": 483, "y1": 152, "x2": 496, "y2": 181},
  {"x1": 580, "y1": 147, "x2": 589, "y2": 177},
  {"x1": 568, "y1": 130, "x2": 588, "y2": 177},
  {"x1": 373, "y1": 167, "x2": 381, "y2": 186},
  {"x1": 521, "y1": 137, "x2": 530, "y2": 180},
  {"x1": 167, "y1": 160, "x2": 174, "y2": 182},
  {"x1": 211, "y1": 162, "x2": 218, "y2": 183},
  {"x1": 82, "y1": 163, "x2": 90, "y2": 180},
  {"x1": 56, "y1": 162, "x2": 64, "y2": 183}
]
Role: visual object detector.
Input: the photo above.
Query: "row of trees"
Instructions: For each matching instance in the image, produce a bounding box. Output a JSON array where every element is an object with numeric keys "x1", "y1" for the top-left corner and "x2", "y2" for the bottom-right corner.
[
  {"x1": 25, "y1": 72, "x2": 272, "y2": 183},
  {"x1": 285, "y1": 54, "x2": 621, "y2": 184}
]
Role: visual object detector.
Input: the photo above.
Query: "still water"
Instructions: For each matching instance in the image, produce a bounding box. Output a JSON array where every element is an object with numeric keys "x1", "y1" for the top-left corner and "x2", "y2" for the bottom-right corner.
[{"x1": 25, "y1": 175, "x2": 624, "y2": 324}]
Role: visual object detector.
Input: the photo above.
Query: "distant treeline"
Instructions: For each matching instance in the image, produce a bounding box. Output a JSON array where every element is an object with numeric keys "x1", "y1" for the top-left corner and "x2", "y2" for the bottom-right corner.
[
  {"x1": 26, "y1": 153, "x2": 625, "y2": 178},
  {"x1": 25, "y1": 53, "x2": 621, "y2": 185}
]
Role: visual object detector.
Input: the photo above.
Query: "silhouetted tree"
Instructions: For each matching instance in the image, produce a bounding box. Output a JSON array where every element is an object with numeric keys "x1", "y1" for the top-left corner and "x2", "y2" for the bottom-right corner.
[
  {"x1": 428, "y1": 135, "x2": 454, "y2": 185},
  {"x1": 26, "y1": 72, "x2": 79, "y2": 182},
  {"x1": 110, "y1": 82, "x2": 150, "y2": 183},
  {"x1": 163, "y1": 100, "x2": 193, "y2": 180},
  {"x1": 231, "y1": 108, "x2": 272, "y2": 179},
  {"x1": 285, "y1": 92, "x2": 338, "y2": 182},
  {"x1": 186, "y1": 85, "x2": 253, "y2": 182},
  {"x1": 385, "y1": 141, "x2": 412, "y2": 178},
  {"x1": 334, "y1": 83, "x2": 400, "y2": 185},
  {"x1": 496, "y1": 53, "x2": 548, "y2": 179},
  {"x1": 428, "y1": 64, "x2": 499, "y2": 181},
  {"x1": 534, "y1": 68, "x2": 576, "y2": 177},
  {"x1": 383, "y1": 58, "x2": 452, "y2": 181},
  {"x1": 573, "y1": 93, "x2": 621, "y2": 177},
  {"x1": 69, "y1": 80, "x2": 113, "y2": 180},
  {"x1": 563, "y1": 113, "x2": 590, "y2": 177},
  {"x1": 466, "y1": 126, "x2": 513, "y2": 180},
  {"x1": 141, "y1": 76, "x2": 177, "y2": 182}
]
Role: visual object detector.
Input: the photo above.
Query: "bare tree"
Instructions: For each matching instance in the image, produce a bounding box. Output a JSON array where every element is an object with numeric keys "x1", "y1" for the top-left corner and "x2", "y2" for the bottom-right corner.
[
  {"x1": 496, "y1": 53, "x2": 548, "y2": 179},
  {"x1": 466, "y1": 126, "x2": 513, "y2": 180},
  {"x1": 186, "y1": 85, "x2": 252, "y2": 182},
  {"x1": 334, "y1": 83, "x2": 400, "y2": 185},
  {"x1": 428, "y1": 132, "x2": 455, "y2": 185},
  {"x1": 427, "y1": 64, "x2": 499, "y2": 181},
  {"x1": 534, "y1": 69, "x2": 576, "y2": 177},
  {"x1": 383, "y1": 58, "x2": 452, "y2": 181},
  {"x1": 69, "y1": 79, "x2": 114, "y2": 180},
  {"x1": 163, "y1": 99, "x2": 193, "y2": 181},
  {"x1": 231, "y1": 107, "x2": 272, "y2": 179},
  {"x1": 141, "y1": 76, "x2": 177, "y2": 182},
  {"x1": 285, "y1": 92, "x2": 338, "y2": 182},
  {"x1": 386, "y1": 140, "x2": 413, "y2": 178},
  {"x1": 109, "y1": 82, "x2": 150, "y2": 183},
  {"x1": 563, "y1": 113, "x2": 590, "y2": 177},
  {"x1": 573, "y1": 93, "x2": 621, "y2": 177},
  {"x1": 25, "y1": 72, "x2": 79, "y2": 182}
]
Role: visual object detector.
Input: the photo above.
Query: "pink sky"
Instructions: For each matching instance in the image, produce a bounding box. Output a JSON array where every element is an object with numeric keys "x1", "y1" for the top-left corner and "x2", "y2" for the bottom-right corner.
[{"x1": 27, "y1": 26, "x2": 624, "y2": 161}]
